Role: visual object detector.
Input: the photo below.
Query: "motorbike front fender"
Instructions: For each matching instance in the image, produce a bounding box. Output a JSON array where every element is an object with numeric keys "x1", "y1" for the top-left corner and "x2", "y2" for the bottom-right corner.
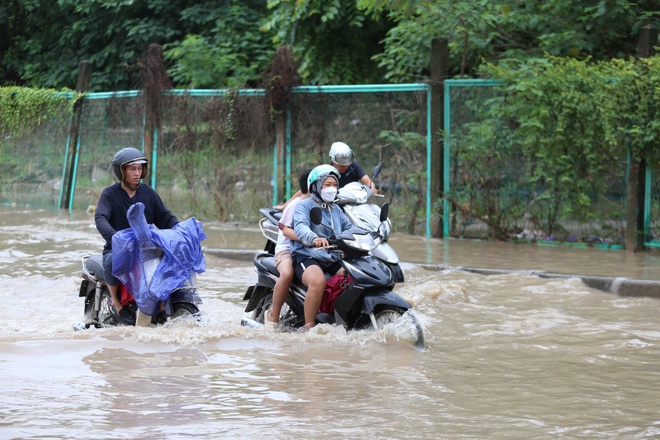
[
  {"x1": 170, "y1": 288, "x2": 203, "y2": 305},
  {"x1": 244, "y1": 284, "x2": 272, "y2": 313},
  {"x1": 361, "y1": 290, "x2": 411, "y2": 315},
  {"x1": 370, "y1": 242, "x2": 400, "y2": 264}
]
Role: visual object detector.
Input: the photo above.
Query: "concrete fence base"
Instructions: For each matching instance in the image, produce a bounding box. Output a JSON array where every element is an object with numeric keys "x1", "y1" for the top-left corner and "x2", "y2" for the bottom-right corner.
[{"x1": 421, "y1": 264, "x2": 660, "y2": 299}]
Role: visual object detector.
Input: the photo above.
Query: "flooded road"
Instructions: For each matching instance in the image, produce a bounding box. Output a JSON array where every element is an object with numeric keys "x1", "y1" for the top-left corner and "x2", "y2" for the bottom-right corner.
[{"x1": 1, "y1": 207, "x2": 659, "y2": 439}]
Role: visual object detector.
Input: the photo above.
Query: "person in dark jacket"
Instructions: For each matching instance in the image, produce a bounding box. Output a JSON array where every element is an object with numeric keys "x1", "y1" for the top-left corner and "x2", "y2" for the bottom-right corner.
[
  {"x1": 94, "y1": 147, "x2": 178, "y2": 325},
  {"x1": 274, "y1": 141, "x2": 377, "y2": 211},
  {"x1": 328, "y1": 141, "x2": 377, "y2": 192}
]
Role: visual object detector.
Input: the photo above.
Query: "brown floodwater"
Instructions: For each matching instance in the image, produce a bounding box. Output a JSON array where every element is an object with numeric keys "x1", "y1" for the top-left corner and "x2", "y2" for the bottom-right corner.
[
  {"x1": 1, "y1": 207, "x2": 659, "y2": 439},
  {"x1": 201, "y1": 220, "x2": 660, "y2": 281}
]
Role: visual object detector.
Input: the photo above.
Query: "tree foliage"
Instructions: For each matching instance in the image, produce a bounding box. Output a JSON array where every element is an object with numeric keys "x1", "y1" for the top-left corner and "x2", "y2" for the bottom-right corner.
[
  {"x1": 262, "y1": 0, "x2": 391, "y2": 84},
  {"x1": 164, "y1": 1, "x2": 274, "y2": 88},
  {"x1": 359, "y1": 0, "x2": 660, "y2": 81},
  {"x1": 0, "y1": 86, "x2": 76, "y2": 138},
  {"x1": 446, "y1": 55, "x2": 660, "y2": 240},
  {"x1": 1, "y1": 0, "x2": 660, "y2": 88},
  {"x1": 0, "y1": 0, "x2": 273, "y2": 90}
]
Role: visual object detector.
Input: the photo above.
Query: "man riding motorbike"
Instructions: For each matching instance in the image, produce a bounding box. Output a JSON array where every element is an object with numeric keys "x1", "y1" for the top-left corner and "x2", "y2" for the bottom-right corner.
[
  {"x1": 94, "y1": 147, "x2": 179, "y2": 325},
  {"x1": 328, "y1": 141, "x2": 377, "y2": 193},
  {"x1": 275, "y1": 141, "x2": 377, "y2": 210}
]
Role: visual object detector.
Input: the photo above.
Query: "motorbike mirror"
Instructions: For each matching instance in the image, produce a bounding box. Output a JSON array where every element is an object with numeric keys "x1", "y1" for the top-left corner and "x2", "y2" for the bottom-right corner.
[
  {"x1": 380, "y1": 203, "x2": 389, "y2": 222},
  {"x1": 372, "y1": 164, "x2": 382, "y2": 180},
  {"x1": 310, "y1": 207, "x2": 323, "y2": 225}
]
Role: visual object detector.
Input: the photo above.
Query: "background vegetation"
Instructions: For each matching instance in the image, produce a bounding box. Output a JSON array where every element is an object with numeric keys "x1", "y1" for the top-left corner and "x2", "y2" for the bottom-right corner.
[
  {"x1": 2, "y1": 1, "x2": 659, "y2": 89},
  {"x1": 445, "y1": 55, "x2": 660, "y2": 243},
  {"x1": 1, "y1": 1, "x2": 660, "y2": 245}
]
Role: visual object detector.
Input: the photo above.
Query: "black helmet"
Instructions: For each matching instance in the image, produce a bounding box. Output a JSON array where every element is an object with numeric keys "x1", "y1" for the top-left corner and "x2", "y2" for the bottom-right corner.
[{"x1": 112, "y1": 147, "x2": 148, "y2": 181}]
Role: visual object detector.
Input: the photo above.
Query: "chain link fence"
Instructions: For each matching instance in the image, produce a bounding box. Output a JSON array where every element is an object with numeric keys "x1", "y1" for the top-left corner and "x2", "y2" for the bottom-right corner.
[
  {"x1": 288, "y1": 88, "x2": 429, "y2": 235},
  {"x1": 1, "y1": 83, "x2": 658, "y2": 247},
  {"x1": 445, "y1": 81, "x2": 631, "y2": 247}
]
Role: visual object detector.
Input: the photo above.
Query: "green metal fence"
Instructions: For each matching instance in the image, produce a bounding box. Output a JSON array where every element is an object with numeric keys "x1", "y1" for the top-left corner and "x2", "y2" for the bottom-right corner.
[
  {"x1": 1, "y1": 81, "x2": 658, "y2": 247},
  {"x1": 286, "y1": 85, "x2": 432, "y2": 236},
  {"x1": 444, "y1": 79, "x2": 657, "y2": 248},
  {"x1": 1, "y1": 85, "x2": 432, "y2": 233}
]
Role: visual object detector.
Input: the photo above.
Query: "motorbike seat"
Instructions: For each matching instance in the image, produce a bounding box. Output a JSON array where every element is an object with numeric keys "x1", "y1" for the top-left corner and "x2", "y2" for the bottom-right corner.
[
  {"x1": 259, "y1": 252, "x2": 332, "y2": 284},
  {"x1": 262, "y1": 255, "x2": 280, "y2": 277},
  {"x1": 85, "y1": 254, "x2": 106, "y2": 282},
  {"x1": 259, "y1": 207, "x2": 283, "y2": 225}
]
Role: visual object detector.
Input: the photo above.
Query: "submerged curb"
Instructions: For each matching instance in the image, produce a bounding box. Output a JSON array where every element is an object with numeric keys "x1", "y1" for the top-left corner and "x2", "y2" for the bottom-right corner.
[
  {"x1": 204, "y1": 248, "x2": 660, "y2": 300},
  {"x1": 421, "y1": 264, "x2": 660, "y2": 300},
  {"x1": 204, "y1": 248, "x2": 259, "y2": 262}
]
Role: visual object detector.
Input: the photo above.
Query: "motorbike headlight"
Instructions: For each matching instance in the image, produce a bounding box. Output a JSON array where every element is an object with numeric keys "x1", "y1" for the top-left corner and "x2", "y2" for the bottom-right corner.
[{"x1": 344, "y1": 232, "x2": 380, "y2": 251}]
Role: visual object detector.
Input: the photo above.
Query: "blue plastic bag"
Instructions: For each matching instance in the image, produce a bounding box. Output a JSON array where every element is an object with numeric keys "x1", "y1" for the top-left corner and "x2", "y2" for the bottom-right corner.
[{"x1": 111, "y1": 203, "x2": 206, "y2": 315}]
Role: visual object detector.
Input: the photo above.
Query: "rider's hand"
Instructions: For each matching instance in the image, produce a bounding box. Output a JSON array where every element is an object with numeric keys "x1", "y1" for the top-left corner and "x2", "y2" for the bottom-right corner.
[{"x1": 312, "y1": 237, "x2": 329, "y2": 248}]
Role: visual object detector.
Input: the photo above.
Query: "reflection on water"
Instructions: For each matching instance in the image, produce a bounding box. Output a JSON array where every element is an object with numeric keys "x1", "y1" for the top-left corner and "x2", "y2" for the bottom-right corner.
[
  {"x1": 201, "y1": 216, "x2": 660, "y2": 282},
  {"x1": 386, "y1": 234, "x2": 660, "y2": 281},
  {"x1": 1, "y1": 207, "x2": 659, "y2": 439}
]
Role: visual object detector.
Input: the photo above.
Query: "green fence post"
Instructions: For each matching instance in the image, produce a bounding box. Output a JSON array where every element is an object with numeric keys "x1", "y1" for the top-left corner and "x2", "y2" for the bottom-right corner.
[
  {"x1": 285, "y1": 101, "x2": 292, "y2": 200},
  {"x1": 151, "y1": 127, "x2": 159, "y2": 189},
  {"x1": 272, "y1": 134, "x2": 279, "y2": 207},
  {"x1": 644, "y1": 167, "x2": 652, "y2": 244},
  {"x1": 430, "y1": 37, "x2": 448, "y2": 238},
  {"x1": 627, "y1": 24, "x2": 658, "y2": 251},
  {"x1": 68, "y1": 113, "x2": 85, "y2": 211},
  {"x1": 442, "y1": 82, "x2": 451, "y2": 238}
]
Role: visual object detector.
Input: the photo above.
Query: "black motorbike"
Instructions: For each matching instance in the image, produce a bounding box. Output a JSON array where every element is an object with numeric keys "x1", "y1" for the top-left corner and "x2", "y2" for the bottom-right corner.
[
  {"x1": 74, "y1": 247, "x2": 202, "y2": 329},
  {"x1": 241, "y1": 204, "x2": 425, "y2": 348}
]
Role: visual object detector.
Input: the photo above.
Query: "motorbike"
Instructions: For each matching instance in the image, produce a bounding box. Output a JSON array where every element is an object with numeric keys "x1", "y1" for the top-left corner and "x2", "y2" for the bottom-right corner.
[
  {"x1": 259, "y1": 165, "x2": 404, "y2": 282},
  {"x1": 74, "y1": 203, "x2": 205, "y2": 330},
  {"x1": 241, "y1": 204, "x2": 425, "y2": 348},
  {"x1": 335, "y1": 164, "x2": 404, "y2": 283},
  {"x1": 74, "y1": 249, "x2": 202, "y2": 330}
]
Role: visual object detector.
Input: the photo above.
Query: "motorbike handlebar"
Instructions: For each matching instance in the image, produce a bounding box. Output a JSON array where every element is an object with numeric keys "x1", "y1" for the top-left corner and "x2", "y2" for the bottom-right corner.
[
  {"x1": 370, "y1": 230, "x2": 383, "y2": 240},
  {"x1": 313, "y1": 245, "x2": 338, "y2": 251},
  {"x1": 309, "y1": 234, "x2": 338, "y2": 250}
]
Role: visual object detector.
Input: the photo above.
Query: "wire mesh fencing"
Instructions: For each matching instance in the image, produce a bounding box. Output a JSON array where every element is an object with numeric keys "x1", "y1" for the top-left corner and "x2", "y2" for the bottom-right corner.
[
  {"x1": 288, "y1": 88, "x2": 429, "y2": 235},
  {"x1": 0, "y1": 82, "x2": 658, "y2": 248},
  {"x1": 0, "y1": 103, "x2": 71, "y2": 208},
  {"x1": 445, "y1": 81, "x2": 630, "y2": 248}
]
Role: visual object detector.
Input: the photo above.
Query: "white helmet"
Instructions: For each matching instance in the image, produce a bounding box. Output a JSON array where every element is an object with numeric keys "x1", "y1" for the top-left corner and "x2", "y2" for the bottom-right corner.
[{"x1": 329, "y1": 142, "x2": 354, "y2": 166}]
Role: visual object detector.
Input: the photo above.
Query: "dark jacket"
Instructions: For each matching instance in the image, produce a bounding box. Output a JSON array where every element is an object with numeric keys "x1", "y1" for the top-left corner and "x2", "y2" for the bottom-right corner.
[
  {"x1": 94, "y1": 182, "x2": 178, "y2": 253},
  {"x1": 337, "y1": 162, "x2": 367, "y2": 188}
]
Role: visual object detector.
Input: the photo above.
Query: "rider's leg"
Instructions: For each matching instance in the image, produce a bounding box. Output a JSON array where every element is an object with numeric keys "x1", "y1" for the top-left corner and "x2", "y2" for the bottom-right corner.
[
  {"x1": 102, "y1": 252, "x2": 124, "y2": 312},
  {"x1": 270, "y1": 250, "x2": 293, "y2": 323},
  {"x1": 301, "y1": 265, "x2": 326, "y2": 329},
  {"x1": 103, "y1": 252, "x2": 136, "y2": 325},
  {"x1": 108, "y1": 283, "x2": 122, "y2": 311}
]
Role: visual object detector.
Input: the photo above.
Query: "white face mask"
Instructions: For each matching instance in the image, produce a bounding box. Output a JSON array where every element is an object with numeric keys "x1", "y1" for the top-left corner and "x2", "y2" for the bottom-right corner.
[{"x1": 320, "y1": 187, "x2": 338, "y2": 202}]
